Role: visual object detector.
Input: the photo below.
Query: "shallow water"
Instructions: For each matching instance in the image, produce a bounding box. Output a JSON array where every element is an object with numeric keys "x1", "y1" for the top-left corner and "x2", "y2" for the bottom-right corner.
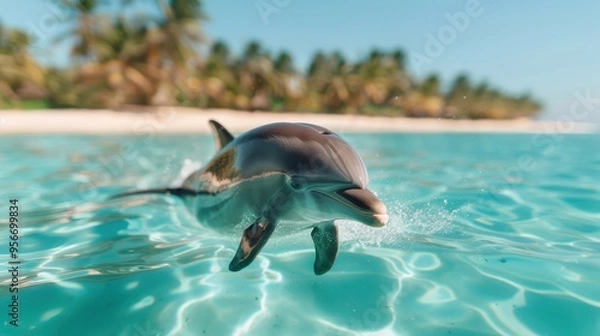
[{"x1": 1, "y1": 132, "x2": 599, "y2": 336}]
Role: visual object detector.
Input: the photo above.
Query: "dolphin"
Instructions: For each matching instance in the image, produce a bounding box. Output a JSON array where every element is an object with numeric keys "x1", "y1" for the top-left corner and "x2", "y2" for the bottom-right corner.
[{"x1": 113, "y1": 120, "x2": 388, "y2": 275}]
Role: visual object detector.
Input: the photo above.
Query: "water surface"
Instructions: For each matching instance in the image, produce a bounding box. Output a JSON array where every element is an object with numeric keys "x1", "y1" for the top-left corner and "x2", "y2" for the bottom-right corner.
[{"x1": 1, "y1": 133, "x2": 599, "y2": 335}]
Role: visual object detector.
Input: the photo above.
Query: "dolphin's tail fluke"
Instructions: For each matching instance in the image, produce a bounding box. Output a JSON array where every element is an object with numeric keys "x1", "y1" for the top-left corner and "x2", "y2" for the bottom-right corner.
[{"x1": 108, "y1": 187, "x2": 209, "y2": 200}]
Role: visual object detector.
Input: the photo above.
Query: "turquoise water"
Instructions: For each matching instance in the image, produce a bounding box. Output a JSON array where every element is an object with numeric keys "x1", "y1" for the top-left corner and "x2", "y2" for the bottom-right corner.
[{"x1": 1, "y1": 132, "x2": 600, "y2": 335}]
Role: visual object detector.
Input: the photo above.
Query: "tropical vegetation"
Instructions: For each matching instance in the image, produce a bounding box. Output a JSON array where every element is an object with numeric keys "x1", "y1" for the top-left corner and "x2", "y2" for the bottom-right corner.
[{"x1": 0, "y1": 0, "x2": 542, "y2": 119}]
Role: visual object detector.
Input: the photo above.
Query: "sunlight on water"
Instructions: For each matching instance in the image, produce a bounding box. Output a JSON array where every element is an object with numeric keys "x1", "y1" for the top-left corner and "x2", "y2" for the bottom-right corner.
[{"x1": 1, "y1": 133, "x2": 599, "y2": 335}]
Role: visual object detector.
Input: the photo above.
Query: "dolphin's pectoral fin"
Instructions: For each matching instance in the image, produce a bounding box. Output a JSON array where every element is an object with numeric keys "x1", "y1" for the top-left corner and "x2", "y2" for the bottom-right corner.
[
  {"x1": 311, "y1": 221, "x2": 339, "y2": 275},
  {"x1": 229, "y1": 218, "x2": 276, "y2": 272},
  {"x1": 209, "y1": 120, "x2": 235, "y2": 150}
]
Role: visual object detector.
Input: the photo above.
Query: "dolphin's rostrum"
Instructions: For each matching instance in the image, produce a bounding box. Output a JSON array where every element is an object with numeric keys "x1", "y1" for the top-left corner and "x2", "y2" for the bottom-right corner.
[{"x1": 113, "y1": 120, "x2": 388, "y2": 275}]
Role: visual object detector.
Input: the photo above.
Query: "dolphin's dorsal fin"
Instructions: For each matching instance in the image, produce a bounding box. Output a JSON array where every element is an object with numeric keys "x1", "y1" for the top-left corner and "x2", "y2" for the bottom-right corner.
[{"x1": 208, "y1": 120, "x2": 234, "y2": 151}]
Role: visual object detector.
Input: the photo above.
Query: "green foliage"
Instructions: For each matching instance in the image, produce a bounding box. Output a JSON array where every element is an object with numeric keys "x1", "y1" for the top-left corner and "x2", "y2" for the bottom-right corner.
[
  {"x1": 0, "y1": 22, "x2": 46, "y2": 104},
  {"x1": 0, "y1": 1, "x2": 542, "y2": 119},
  {"x1": 420, "y1": 74, "x2": 440, "y2": 97}
]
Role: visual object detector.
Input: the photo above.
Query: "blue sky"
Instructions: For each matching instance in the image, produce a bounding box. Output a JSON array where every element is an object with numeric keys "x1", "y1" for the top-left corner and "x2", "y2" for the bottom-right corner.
[{"x1": 1, "y1": 0, "x2": 599, "y2": 120}]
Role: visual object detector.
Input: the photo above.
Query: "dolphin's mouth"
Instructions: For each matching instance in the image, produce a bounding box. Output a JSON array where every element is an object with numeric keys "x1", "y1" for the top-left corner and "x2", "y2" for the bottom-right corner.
[{"x1": 314, "y1": 188, "x2": 388, "y2": 227}]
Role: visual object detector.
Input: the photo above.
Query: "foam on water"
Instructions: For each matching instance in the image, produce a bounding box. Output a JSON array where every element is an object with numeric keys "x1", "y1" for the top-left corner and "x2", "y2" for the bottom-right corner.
[{"x1": 1, "y1": 133, "x2": 599, "y2": 335}]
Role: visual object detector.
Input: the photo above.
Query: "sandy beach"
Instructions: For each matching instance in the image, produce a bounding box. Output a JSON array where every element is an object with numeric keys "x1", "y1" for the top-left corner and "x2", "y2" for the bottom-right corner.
[{"x1": 0, "y1": 108, "x2": 597, "y2": 134}]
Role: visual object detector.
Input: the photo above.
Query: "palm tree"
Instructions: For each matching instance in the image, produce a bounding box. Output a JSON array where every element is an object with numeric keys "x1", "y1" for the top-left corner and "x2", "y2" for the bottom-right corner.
[
  {"x1": 272, "y1": 50, "x2": 304, "y2": 111},
  {"x1": 74, "y1": 17, "x2": 154, "y2": 107},
  {"x1": 52, "y1": 0, "x2": 208, "y2": 107},
  {"x1": 511, "y1": 93, "x2": 541, "y2": 117},
  {"x1": 0, "y1": 23, "x2": 45, "y2": 105},
  {"x1": 304, "y1": 51, "x2": 355, "y2": 113},
  {"x1": 274, "y1": 51, "x2": 294, "y2": 74},
  {"x1": 419, "y1": 74, "x2": 443, "y2": 117},
  {"x1": 301, "y1": 51, "x2": 326, "y2": 111},
  {"x1": 444, "y1": 73, "x2": 472, "y2": 118},
  {"x1": 420, "y1": 74, "x2": 440, "y2": 97},
  {"x1": 399, "y1": 74, "x2": 442, "y2": 117},
  {"x1": 465, "y1": 82, "x2": 494, "y2": 118},
  {"x1": 54, "y1": 0, "x2": 109, "y2": 62},
  {"x1": 354, "y1": 50, "x2": 390, "y2": 109},
  {"x1": 45, "y1": 67, "x2": 80, "y2": 107},
  {"x1": 234, "y1": 41, "x2": 278, "y2": 110},
  {"x1": 0, "y1": 24, "x2": 23, "y2": 102},
  {"x1": 200, "y1": 40, "x2": 237, "y2": 108},
  {"x1": 27, "y1": 2, "x2": 545, "y2": 118},
  {"x1": 148, "y1": 0, "x2": 207, "y2": 105},
  {"x1": 154, "y1": 0, "x2": 207, "y2": 71},
  {"x1": 323, "y1": 52, "x2": 354, "y2": 113},
  {"x1": 387, "y1": 49, "x2": 413, "y2": 102}
]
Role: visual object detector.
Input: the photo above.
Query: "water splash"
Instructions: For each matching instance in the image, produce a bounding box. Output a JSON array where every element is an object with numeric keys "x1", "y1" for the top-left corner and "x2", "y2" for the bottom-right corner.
[
  {"x1": 340, "y1": 198, "x2": 459, "y2": 248},
  {"x1": 170, "y1": 159, "x2": 203, "y2": 187}
]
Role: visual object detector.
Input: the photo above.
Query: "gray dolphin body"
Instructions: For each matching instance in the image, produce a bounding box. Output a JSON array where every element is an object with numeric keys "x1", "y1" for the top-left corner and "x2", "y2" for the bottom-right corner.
[{"x1": 115, "y1": 120, "x2": 388, "y2": 275}]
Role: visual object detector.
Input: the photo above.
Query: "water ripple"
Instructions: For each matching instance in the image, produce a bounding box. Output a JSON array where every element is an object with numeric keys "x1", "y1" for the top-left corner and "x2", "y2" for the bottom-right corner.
[{"x1": 1, "y1": 134, "x2": 599, "y2": 335}]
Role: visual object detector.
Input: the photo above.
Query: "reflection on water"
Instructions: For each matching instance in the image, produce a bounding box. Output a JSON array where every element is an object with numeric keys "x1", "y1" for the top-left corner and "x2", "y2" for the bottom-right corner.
[{"x1": 1, "y1": 134, "x2": 600, "y2": 335}]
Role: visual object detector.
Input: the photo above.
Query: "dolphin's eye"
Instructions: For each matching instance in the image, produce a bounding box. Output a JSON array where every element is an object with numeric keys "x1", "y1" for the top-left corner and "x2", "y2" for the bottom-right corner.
[{"x1": 290, "y1": 176, "x2": 307, "y2": 190}]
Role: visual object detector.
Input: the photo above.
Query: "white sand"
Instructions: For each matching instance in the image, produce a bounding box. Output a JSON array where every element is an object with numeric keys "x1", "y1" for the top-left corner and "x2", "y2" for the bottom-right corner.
[{"x1": 0, "y1": 108, "x2": 597, "y2": 134}]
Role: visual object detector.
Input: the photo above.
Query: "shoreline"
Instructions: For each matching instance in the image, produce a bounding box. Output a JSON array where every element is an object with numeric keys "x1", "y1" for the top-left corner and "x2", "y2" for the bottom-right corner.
[{"x1": 0, "y1": 108, "x2": 597, "y2": 134}]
